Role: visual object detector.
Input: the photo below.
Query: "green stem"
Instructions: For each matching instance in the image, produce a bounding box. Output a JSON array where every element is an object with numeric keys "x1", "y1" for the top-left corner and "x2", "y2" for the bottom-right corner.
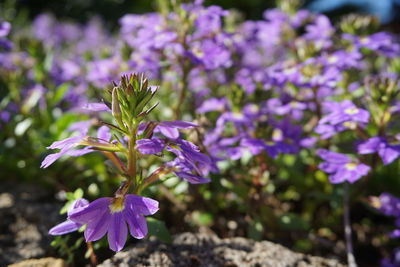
[{"x1": 128, "y1": 124, "x2": 138, "y2": 189}]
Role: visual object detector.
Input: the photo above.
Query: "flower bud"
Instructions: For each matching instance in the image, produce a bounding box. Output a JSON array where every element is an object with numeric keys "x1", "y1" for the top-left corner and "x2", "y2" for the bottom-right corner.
[
  {"x1": 112, "y1": 87, "x2": 125, "y2": 129},
  {"x1": 116, "y1": 73, "x2": 158, "y2": 119}
]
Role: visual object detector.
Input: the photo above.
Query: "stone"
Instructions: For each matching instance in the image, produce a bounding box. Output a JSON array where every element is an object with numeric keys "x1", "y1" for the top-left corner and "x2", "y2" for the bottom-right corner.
[
  {"x1": 0, "y1": 181, "x2": 62, "y2": 266},
  {"x1": 100, "y1": 232, "x2": 346, "y2": 267},
  {"x1": 9, "y1": 257, "x2": 67, "y2": 267}
]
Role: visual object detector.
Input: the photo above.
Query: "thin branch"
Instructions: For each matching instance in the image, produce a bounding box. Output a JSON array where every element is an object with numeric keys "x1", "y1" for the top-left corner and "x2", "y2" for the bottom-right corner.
[{"x1": 344, "y1": 183, "x2": 357, "y2": 267}]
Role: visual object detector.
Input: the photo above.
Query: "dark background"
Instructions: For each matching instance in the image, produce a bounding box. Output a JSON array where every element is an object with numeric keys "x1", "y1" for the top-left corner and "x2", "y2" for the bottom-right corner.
[{"x1": 2, "y1": 0, "x2": 400, "y2": 28}]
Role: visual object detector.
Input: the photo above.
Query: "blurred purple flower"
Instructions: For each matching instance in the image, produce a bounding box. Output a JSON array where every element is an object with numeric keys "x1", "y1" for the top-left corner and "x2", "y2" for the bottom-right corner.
[
  {"x1": 377, "y1": 193, "x2": 400, "y2": 217},
  {"x1": 304, "y1": 14, "x2": 334, "y2": 49},
  {"x1": 197, "y1": 98, "x2": 228, "y2": 113},
  {"x1": 0, "y1": 21, "x2": 11, "y2": 37},
  {"x1": 317, "y1": 149, "x2": 370, "y2": 183},
  {"x1": 358, "y1": 137, "x2": 400, "y2": 165},
  {"x1": 317, "y1": 101, "x2": 369, "y2": 138},
  {"x1": 155, "y1": 121, "x2": 197, "y2": 139}
]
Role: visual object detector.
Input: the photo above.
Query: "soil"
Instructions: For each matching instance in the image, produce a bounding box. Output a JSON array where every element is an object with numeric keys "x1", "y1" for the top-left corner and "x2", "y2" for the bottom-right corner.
[
  {"x1": 100, "y1": 231, "x2": 346, "y2": 267},
  {"x1": 0, "y1": 181, "x2": 62, "y2": 266}
]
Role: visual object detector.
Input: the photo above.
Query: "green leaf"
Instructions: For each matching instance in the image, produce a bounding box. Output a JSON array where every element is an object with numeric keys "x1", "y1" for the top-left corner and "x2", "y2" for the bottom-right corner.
[
  {"x1": 247, "y1": 219, "x2": 264, "y2": 241},
  {"x1": 278, "y1": 213, "x2": 310, "y2": 231},
  {"x1": 146, "y1": 217, "x2": 172, "y2": 243},
  {"x1": 74, "y1": 188, "x2": 84, "y2": 199},
  {"x1": 52, "y1": 83, "x2": 70, "y2": 105},
  {"x1": 191, "y1": 211, "x2": 213, "y2": 226}
]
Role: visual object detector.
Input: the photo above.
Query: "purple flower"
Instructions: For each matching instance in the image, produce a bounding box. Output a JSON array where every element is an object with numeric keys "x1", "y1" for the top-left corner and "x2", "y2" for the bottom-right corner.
[
  {"x1": 375, "y1": 193, "x2": 400, "y2": 247},
  {"x1": 317, "y1": 149, "x2": 370, "y2": 184},
  {"x1": 136, "y1": 138, "x2": 165, "y2": 155},
  {"x1": 183, "y1": 2, "x2": 228, "y2": 38},
  {"x1": 0, "y1": 38, "x2": 12, "y2": 50},
  {"x1": 40, "y1": 135, "x2": 89, "y2": 168},
  {"x1": 344, "y1": 32, "x2": 400, "y2": 58},
  {"x1": 155, "y1": 121, "x2": 197, "y2": 139},
  {"x1": 319, "y1": 100, "x2": 369, "y2": 125},
  {"x1": 377, "y1": 193, "x2": 400, "y2": 217},
  {"x1": 68, "y1": 195, "x2": 159, "y2": 251},
  {"x1": 196, "y1": 98, "x2": 228, "y2": 113},
  {"x1": 240, "y1": 138, "x2": 282, "y2": 159},
  {"x1": 0, "y1": 21, "x2": 11, "y2": 38},
  {"x1": 168, "y1": 158, "x2": 211, "y2": 184},
  {"x1": 87, "y1": 57, "x2": 122, "y2": 88},
  {"x1": 81, "y1": 102, "x2": 111, "y2": 112},
  {"x1": 304, "y1": 14, "x2": 334, "y2": 49},
  {"x1": 316, "y1": 101, "x2": 370, "y2": 139},
  {"x1": 136, "y1": 138, "x2": 213, "y2": 184},
  {"x1": 187, "y1": 39, "x2": 232, "y2": 70},
  {"x1": 41, "y1": 124, "x2": 111, "y2": 168},
  {"x1": 381, "y1": 248, "x2": 400, "y2": 267},
  {"x1": 167, "y1": 139, "x2": 213, "y2": 175},
  {"x1": 266, "y1": 98, "x2": 307, "y2": 121},
  {"x1": 49, "y1": 198, "x2": 89, "y2": 235},
  {"x1": 358, "y1": 137, "x2": 400, "y2": 165}
]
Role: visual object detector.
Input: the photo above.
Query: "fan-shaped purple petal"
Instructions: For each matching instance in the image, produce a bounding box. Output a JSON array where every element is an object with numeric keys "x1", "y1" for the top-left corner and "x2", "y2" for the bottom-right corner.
[
  {"x1": 108, "y1": 212, "x2": 128, "y2": 252},
  {"x1": 49, "y1": 220, "x2": 82, "y2": 235},
  {"x1": 123, "y1": 209, "x2": 147, "y2": 239},
  {"x1": 125, "y1": 195, "x2": 159, "y2": 215},
  {"x1": 69, "y1": 197, "x2": 111, "y2": 224},
  {"x1": 84, "y1": 210, "x2": 111, "y2": 242}
]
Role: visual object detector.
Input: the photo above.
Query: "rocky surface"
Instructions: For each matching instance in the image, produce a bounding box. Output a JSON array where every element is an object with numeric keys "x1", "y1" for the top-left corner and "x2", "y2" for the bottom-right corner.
[
  {"x1": 0, "y1": 181, "x2": 62, "y2": 266},
  {"x1": 100, "y1": 231, "x2": 346, "y2": 267},
  {"x1": 1, "y1": 181, "x2": 345, "y2": 267},
  {"x1": 9, "y1": 257, "x2": 67, "y2": 267}
]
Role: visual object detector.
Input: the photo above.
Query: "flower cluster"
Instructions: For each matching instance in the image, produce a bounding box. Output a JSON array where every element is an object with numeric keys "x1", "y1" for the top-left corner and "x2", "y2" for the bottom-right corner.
[
  {"x1": 43, "y1": 74, "x2": 212, "y2": 251},
  {"x1": 1, "y1": 0, "x2": 400, "y2": 263}
]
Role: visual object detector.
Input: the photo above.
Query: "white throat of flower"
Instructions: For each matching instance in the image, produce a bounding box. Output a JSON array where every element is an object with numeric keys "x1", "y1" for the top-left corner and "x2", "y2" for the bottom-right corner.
[
  {"x1": 345, "y1": 162, "x2": 358, "y2": 171},
  {"x1": 344, "y1": 107, "x2": 359, "y2": 115},
  {"x1": 109, "y1": 197, "x2": 125, "y2": 213}
]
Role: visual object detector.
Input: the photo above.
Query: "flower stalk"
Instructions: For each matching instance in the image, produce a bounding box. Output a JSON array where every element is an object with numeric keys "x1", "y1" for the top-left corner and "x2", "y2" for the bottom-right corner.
[{"x1": 344, "y1": 183, "x2": 357, "y2": 267}]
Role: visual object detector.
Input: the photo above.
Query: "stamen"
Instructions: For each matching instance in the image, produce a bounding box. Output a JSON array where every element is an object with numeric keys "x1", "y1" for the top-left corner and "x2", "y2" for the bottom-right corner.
[{"x1": 109, "y1": 197, "x2": 125, "y2": 213}]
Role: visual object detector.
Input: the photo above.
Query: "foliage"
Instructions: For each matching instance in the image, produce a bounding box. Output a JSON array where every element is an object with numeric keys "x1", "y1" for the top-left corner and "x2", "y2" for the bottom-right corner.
[{"x1": 1, "y1": 0, "x2": 400, "y2": 265}]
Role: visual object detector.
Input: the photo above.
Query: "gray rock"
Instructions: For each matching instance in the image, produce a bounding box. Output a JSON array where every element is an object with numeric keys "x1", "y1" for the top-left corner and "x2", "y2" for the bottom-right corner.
[{"x1": 100, "y1": 232, "x2": 346, "y2": 267}]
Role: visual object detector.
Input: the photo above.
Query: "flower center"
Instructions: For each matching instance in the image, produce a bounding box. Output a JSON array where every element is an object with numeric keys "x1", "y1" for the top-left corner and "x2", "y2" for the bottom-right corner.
[
  {"x1": 272, "y1": 129, "x2": 283, "y2": 141},
  {"x1": 328, "y1": 56, "x2": 338, "y2": 63},
  {"x1": 344, "y1": 107, "x2": 359, "y2": 115},
  {"x1": 192, "y1": 47, "x2": 204, "y2": 58},
  {"x1": 343, "y1": 121, "x2": 357, "y2": 129},
  {"x1": 345, "y1": 163, "x2": 357, "y2": 171},
  {"x1": 232, "y1": 112, "x2": 244, "y2": 119},
  {"x1": 360, "y1": 37, "x2": 369, "y2": 44},
  {"x1": 248, "y1": 104, "x2": 259, "y2": 113},
  {"x1": 109, "y1": 197, "x2": 125, "y2": 213}
]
